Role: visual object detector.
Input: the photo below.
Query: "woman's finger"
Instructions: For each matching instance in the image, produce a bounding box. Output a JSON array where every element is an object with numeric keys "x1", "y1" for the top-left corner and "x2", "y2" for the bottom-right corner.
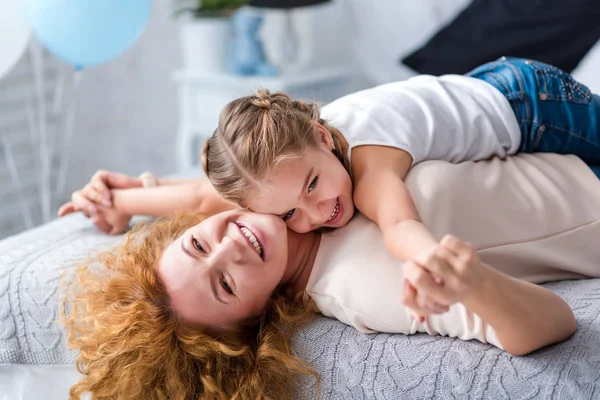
[
  {"x1": 424, "y1": 300, "x2": 450, "y2": 315},
  {"x1": 92, "y1": 215, "x2": 112, "y2": 234},
  {"x1": 82, "y1": 183, "x2": 106, "y2": 206},
  {"x1": 93, "y1": 169, "x2": 143, "y2": 189},
  {"x1": 91, "y1": 180, "x2": 112, "y2": 206},
  {"x1": 58, "y1": 202, "x2": 76, "y2": 217},
  {"x1": 72, "y1": 191, "x2": 96, "y2": 218}
]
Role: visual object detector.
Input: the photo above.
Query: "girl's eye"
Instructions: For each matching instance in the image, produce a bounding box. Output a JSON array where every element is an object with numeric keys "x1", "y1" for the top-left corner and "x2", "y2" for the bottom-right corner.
[
  {"x1": 221, "y1": 274, "x2": 234, "y2": 295},
  {"x1": 308, "y1": 177, "x2": 319, "y2": 192},
  {"x1": 282, "y1": 209, "x2": 295, "y2": 221},
  {"x1": 192, "y1": 237, "x2": 206, "y2": 254}
]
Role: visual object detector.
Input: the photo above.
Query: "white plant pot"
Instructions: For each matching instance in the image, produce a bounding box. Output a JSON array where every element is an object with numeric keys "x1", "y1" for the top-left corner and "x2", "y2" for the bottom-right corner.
[{"x1": 179, "y1": 18, "x2": 232, "y2": 73}]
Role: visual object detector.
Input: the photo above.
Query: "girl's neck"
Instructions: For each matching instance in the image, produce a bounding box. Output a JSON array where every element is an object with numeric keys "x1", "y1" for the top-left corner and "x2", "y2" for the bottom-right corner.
[{"x1": 282, "y1": 230, "x2": 321, "y2": 294}]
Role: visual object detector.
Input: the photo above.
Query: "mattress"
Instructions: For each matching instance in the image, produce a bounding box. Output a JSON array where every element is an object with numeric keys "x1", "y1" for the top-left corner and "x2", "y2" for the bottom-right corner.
[{"x1": 1, "y1": 213, "x2": 600, "y2": 399}]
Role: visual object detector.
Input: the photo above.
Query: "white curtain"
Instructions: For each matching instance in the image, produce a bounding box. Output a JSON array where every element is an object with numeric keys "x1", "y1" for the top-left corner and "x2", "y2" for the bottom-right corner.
[{"x1": 346, "y1": 0, "x2": 472, "y2": 85}]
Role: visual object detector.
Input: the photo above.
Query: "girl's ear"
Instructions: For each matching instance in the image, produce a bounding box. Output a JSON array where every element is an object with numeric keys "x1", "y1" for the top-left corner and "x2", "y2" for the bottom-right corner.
[{"x1": 312, "y1": 121, "x2": 334, "y2": 149}]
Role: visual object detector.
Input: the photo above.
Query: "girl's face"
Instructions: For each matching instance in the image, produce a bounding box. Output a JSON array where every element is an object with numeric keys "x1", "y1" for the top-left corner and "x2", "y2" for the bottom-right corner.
[
  {"x1": 158, "y1": 210, "x2": 288, "y2": 328},
  {"x1": 245, "y1": 129, "x2": 354, "y2": 233}
]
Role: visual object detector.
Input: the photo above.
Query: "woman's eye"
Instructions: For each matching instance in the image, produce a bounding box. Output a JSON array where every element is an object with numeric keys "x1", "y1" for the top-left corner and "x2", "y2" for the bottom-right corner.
[
  {"x1": 221, "y1": 274, "x2": 234, "y2": 295},
  {"x1": 308, "y1": 177, "x2": 319, "y2": 192},
  {"x1": 192, "y1": 237, "x2": 206, "y2": 254},
  {"x1": 282, "y1": 209, "x2": 295, "y2": 221}
]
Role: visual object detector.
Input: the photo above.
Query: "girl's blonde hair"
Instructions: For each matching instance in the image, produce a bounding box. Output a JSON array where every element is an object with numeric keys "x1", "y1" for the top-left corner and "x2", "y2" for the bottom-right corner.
[
  {"x1": 62, "y1": 213, "x2": 317, "y2": 400},
  {"x1": 201, "y1": 89, "x2": 350, "y2": 206}
]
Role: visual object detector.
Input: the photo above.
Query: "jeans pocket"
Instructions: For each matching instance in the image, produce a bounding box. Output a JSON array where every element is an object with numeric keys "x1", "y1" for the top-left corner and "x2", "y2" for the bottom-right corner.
[{"x1": 529, "y1": 61, "x2": 592, "y2": 104}]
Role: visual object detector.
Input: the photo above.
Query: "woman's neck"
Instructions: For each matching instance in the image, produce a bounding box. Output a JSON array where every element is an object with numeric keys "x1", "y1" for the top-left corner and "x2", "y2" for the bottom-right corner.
[{"x1": 282, "y1": 230, "x2": 321, "y2": 294}]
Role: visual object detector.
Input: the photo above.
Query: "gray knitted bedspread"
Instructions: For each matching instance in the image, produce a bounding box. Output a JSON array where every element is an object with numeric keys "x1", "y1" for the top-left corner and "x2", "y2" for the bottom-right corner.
[{"x1": 1, "y1": 214, "x2": 599, "y2": 399}]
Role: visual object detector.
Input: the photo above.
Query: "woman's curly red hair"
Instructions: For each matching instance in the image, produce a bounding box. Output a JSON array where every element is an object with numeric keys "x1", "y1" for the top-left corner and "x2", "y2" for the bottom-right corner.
[{"x1": 62, "y1": 213, "x2": 318, "y2": 400}]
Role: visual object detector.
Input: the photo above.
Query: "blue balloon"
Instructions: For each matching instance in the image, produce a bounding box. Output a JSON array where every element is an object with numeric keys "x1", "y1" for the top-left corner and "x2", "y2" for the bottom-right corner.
[{"x1": 23, "y1": 0, "x2": 151, "y2": 69}]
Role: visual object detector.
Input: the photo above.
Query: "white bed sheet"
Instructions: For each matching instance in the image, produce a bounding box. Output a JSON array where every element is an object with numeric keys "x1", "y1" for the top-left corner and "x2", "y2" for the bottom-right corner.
[{"x1": 0, "y1": 365, "x2": 82, "y2": 400}]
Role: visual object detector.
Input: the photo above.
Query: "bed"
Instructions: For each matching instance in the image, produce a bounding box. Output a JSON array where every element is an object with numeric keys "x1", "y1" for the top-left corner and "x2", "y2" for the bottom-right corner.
[{"x1": 1, "y1": 201, "x2": 600, "y2": 399}]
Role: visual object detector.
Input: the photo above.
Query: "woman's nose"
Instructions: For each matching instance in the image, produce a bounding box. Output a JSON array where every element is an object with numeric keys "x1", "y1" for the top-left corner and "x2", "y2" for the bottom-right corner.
[{"x1": 214, "y1": 236, "x2": 243, "y2": 263}]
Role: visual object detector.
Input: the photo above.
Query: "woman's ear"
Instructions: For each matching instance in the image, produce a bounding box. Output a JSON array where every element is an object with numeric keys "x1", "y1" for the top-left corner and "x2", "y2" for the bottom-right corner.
[{"x1": 312, "y1": 120, "x2": 334, "y2": 149}]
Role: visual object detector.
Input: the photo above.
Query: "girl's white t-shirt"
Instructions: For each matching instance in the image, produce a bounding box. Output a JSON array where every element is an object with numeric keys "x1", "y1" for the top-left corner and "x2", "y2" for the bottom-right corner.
[{"x1": 320, "y1": 75, "x2": 521, "y2": 165}]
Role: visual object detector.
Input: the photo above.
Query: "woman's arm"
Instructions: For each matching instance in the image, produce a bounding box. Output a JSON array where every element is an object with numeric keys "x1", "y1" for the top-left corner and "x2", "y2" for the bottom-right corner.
[
  {"x1": 404, "y1": 236, "x2": 576, "y2": 355},
  {"x1": 351, "y1": 145, "x2": 439, "y2": 262},
  {"x1": 465, "y1": 264, "x2": 575, "y2": 355}
]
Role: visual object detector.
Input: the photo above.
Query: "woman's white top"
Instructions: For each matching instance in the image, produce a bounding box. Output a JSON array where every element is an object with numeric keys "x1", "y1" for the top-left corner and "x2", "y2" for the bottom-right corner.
[
  {"x1": 305, "y1": 154, "x2": 600, "y2": 349},
  {"x1": 321, "y1": 75, "x2": 521, "y2": 165}
]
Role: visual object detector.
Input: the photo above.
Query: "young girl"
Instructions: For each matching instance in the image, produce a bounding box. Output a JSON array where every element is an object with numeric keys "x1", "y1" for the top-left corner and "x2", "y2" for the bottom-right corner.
[{"x1": 61, "y1": 57, "x2": 600, "y2": 318}]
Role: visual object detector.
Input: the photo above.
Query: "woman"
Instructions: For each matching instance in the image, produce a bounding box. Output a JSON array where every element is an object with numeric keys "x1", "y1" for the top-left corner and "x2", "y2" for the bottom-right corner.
[{"x1": 62, "y1": 153, "x2": 600, "y2": 399}]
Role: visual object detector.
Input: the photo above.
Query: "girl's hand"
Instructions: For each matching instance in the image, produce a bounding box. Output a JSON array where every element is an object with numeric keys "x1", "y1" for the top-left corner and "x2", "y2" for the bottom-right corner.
[{"x1": 403, "y1": 235, "x2": 484, "y2": 315}]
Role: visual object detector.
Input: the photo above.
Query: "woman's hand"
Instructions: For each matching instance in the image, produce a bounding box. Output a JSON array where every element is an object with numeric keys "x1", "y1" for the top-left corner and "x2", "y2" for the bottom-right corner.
[
  {"x1": 62, "y1": 170, "x2": 143, "y2": 216},
  {"x1": 402, "y1": 235, "x2": 484, "y2": 321},
  {"x1": 58, "y1": 184, "x2": 133, "y2": 235},
  {"x1": 57, "y1": 170, "x2": 141, "y2": 234}
]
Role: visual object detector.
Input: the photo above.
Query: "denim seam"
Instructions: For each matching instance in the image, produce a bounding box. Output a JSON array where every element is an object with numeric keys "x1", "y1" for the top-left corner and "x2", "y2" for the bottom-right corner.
[
  {"x1": 539, "y1": 124, "x2": 600, "y2": 148},
  {"x1": 485, "y1": 73, "x2": 511, "y2": 94}
]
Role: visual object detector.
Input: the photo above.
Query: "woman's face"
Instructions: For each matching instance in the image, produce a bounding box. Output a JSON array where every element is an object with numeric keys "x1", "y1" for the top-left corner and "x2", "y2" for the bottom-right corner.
[{"x1": 158, "y1": 210, "x2": 289, "y2": 328}]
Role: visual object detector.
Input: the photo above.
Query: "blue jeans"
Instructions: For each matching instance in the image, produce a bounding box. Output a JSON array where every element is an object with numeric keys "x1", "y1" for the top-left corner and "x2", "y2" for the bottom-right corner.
[{"x1": 467, "y1": 57, "x2": 600, "y2": 179}]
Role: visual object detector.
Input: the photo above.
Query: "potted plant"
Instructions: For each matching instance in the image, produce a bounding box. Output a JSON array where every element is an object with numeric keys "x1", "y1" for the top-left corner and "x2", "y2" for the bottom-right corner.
[{"x1": 174, "y1": 0, "x2": 248, "y2": 72}]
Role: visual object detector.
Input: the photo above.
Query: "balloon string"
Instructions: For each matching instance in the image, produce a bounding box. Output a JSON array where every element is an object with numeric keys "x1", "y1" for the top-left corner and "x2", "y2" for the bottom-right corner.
[
  {"x1": 54, "y1": 70, "x2": 82, "y2": 202},
  {"x1": 1, "y1": 134, "x2": 34, "y2": 229},
  {"x1": 29, "y1": 42, "x2": 52, "y2": 223}
]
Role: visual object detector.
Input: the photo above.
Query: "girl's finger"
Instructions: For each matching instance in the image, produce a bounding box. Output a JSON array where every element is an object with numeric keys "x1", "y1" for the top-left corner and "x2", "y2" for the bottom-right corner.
[
  {"x1": 422, "y1": 250, "x2": 453, "y2": 279},
  {"x1": 402, "y1": 280, "x2": 428, "y2": 322},
  {"x1": 440, "y1": 235, "x2": 472, "y2": 259},
  {"x1": 404, "y1": 260, "x2": 440, "y2": 298}
]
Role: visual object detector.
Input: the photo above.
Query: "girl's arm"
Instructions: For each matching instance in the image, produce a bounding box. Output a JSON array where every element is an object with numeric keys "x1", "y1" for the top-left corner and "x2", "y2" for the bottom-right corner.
[
  {"x1": 109, "y1": 179, "x2": 233, "y2": 217},
  {"x1": 404, "y1": 236, "x2": 576, "y2": 355},
  {"x1": 59, "y1": 178, "x2": 233, "y2": 221},
  {"x1": 351, "y1": 145, "x2": 438, "y2": 262},
  {"x1": 71, "y1": 170, "x2": 204, "y2": 209}
]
